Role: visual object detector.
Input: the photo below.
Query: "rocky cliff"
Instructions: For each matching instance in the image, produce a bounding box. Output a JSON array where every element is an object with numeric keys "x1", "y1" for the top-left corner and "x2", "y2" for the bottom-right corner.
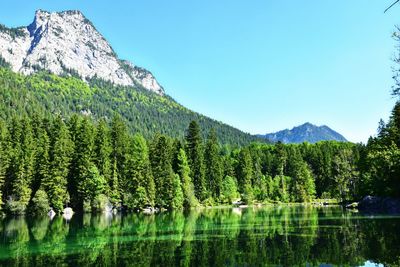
[{"x1": 0, "y1": 10, "x2": 164, "y2": 95}]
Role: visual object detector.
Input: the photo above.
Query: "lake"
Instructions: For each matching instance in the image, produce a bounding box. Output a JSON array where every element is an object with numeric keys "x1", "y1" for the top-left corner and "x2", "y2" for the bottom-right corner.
[{"x1": 0, "y1": 206, "x2": 399, "y2": 266}]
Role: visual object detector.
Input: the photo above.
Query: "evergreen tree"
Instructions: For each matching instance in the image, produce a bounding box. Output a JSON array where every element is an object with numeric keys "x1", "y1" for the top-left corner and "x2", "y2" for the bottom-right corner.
[
  {"x1": 79, "y1": 164, "x2": 107, "y2": 208},
  {"x1": 67, "y1": 115, "x2": 82, "y2": 208},
  {"x1": 220, "y1": 175, "x2": 239, "y2": 204},
  {"x1": 94, "y1": 119, "x2": 112, "y2": 195},
  {"x1": 185, "y1": 121, "x2": 206, "y2": 201},
  {"x1": 44, "y1": 117, "x2": 72, "y2": 212},
  {"x1": 4, "y1": 118, "x2": 35, "y2": 214},
  {"x1": 33, "y1": 126, "x2": 50, "y2": 195},
  {"x1": 291, "y1": 161, "x2": 316, "y2": 202},
  {"x1": 74, "y1": 117, "x2": 96, "y2": 209},
  {"x1": 0, "y1": 120, "x2": 10, "y2": 208},
  {"x1": 172, "y1": 138, "x2": 184, "y2": 174},
  {"x1": 333, "y1": 149, "x2": 359, "y2": 201},
  {"x1": 236, "y1": 148, "x2": 254, "y2": 204},
  {"x1": 273, "y1": 142, "x2": 287, "y2": 177},
  {"x1": 150, "y1": 134, "x2": 175, "y2": 208},
  {"x1": 125, "y1": 134, "x2": 155, "y2": 208},
  {"x1": 109, "y1": 115, "x2": 128, "y2": 206},
  {"x1": 204, "y1": 129, "x2": 223, "y2": 200},
  {"x1": 171, "y1": 174, "x2": 184, "y2": 210},
  {"x1": 176, "y1": 148, "x2": 198, "y2": 208}
]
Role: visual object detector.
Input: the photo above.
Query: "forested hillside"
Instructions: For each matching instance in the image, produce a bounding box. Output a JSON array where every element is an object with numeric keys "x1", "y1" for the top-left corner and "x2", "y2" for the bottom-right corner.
[
  {"x1": 0, "y1": 65, "x2": 399, "y2": 215},
  {"x1": 0, "y1": 65, "x2": 260, "y2": 146}
]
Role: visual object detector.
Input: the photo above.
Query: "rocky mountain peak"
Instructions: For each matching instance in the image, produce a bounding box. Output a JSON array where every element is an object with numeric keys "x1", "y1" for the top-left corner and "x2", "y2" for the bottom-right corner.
[{"x1": 0, "y1": 9, "x2": 164, "y2": 95}]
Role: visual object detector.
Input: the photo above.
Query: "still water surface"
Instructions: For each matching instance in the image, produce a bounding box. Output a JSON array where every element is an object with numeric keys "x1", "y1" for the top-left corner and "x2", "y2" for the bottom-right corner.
[{"x1": 0, "y1": 206, "x2": 399, "y2": 266}]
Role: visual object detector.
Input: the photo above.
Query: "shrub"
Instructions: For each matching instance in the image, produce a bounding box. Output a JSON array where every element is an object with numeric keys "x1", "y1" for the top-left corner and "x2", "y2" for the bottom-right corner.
[{"x1": 28, "y1": 189, "x2": 50, "y2": 215}]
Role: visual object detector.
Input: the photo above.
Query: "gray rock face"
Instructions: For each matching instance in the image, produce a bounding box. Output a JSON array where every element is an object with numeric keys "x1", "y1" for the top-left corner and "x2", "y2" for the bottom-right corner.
[{"x1": 0, "y1": 10, "x2": 164, "y2": 95}]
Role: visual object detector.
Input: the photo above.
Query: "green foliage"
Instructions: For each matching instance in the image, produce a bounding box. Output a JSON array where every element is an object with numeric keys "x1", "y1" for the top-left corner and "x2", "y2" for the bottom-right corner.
[
  {"x1": 94, "y1": 119, "x2": 112, "y2": 194},
  {"x1": 125, "y1": 134, "x2": 155, "y2": 207},
  {"x1": 150, "y1": 134, "x2": 175, "y2": 208},
  {"x1": 44, "y1": 117, "x2": 72, "y2": 212},
  {"x1": 28, "y1": 189, "x2": 50, "y2": 215},
  {"x1": 185, "y1": 121, "x2": 206, "y2": 201},
  {"x1": 236, "y1": 147, "x2": 253, "y2": 203},
  {"x1": 220, "y1": 176, "x2": 239, "y2": 204},
  {"x1": 0, "y1": 114, "x2": 366, "y2": 214},
  {"x1": 91, "y1": 194, "x2": 110, "y2": 212},
  {"x1": 124, "y1": 186, "x2": 148, "y2": 210},
  {"x1": 109, "y1": 115, "x2": 127, "y2": 205},
  {"x1": 3, "y1": 118, "x2": 35, "y2": 214},
  {"x1": 79, "y1": 165, "x2": 107, "y2": 206},
  {"x1": 204, "y1": 129, "x2": 223, "y2": 199},
  {"x1": 171, "y1": 174, "x2": 184, "y2": 210},
  {"x1": 359, "y1": 101, "x2": 400, "y2": 198},
  {"x1": 273, "y1": 176, "x2": 291, "y2": 202},
  {"x1": 0, "y1": 67, "x2": 261, "y2": 147},
  {"x1": 0, "y1": 55, "x2": 10, "y2": 69},
  {"x1": 0, "y1": 21, "x2": 399, "y2": 215},
  {"x1": 0, "y1": 24, "x2": 27, "y2": 39},
  {"x1": 176, "y1": 149, "x2": 199, "y2": 208}
]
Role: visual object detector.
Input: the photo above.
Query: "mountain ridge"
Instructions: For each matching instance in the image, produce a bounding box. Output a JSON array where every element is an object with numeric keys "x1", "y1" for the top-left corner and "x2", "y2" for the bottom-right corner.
[
  {"x1": 260, "y1": 122, "x2": 347, "y2": 144},
  {"x1": 0, "y1": 9, "x2": 164, "y2": 94},
  {"x1": 0, "y1": 9, "x2": 263, "y2": 146}
]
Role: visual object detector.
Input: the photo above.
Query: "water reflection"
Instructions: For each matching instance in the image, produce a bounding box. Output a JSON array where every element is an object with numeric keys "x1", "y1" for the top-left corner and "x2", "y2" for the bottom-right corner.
[{"x1": 0, "y1": 206, "x2": 399, "y2": 266}]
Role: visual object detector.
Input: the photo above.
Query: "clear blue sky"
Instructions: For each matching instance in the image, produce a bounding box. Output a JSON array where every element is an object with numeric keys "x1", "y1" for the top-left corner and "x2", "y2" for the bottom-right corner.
[{"x1": 1, "y1": 1, "x2": 399, "y2": 142}]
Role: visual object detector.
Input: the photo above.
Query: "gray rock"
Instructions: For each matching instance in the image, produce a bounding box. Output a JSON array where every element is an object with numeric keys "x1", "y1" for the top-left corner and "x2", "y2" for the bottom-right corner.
[
  {"x1": 358, "y1": 196, "x2": 400, "y2": 214},
  {"x1": 0, "y1": 10, "x2": 164, "y2": 95},
  {"x1": 48, "y1": 208, "x2": 56, "y2": 219},
  {"x1": 62, "y1": 207, "x2": 74, "y2": 220}
]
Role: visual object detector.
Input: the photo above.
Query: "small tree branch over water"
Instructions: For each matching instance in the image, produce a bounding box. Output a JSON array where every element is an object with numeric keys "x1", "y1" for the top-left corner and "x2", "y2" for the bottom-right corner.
[{"x1": 385, "y1": 0, "x2": 400, "y2": 13}]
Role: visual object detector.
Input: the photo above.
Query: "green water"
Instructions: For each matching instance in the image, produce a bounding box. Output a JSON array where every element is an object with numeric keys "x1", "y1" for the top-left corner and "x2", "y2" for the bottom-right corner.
[{"x1": 0, "y1": 206, "x2": 399, "y2": 266}]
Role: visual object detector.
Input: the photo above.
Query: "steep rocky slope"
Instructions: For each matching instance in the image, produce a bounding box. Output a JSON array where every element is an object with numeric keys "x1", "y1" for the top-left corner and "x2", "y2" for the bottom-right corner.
[{"x1": 0, "y1": 10, "x2": 164, "y2": 94}]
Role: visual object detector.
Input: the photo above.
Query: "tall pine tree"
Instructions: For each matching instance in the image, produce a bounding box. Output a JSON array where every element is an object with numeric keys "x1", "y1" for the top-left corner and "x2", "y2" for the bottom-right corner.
[
  {"x1": 44, "y1": 117, "x2": 73, "y2": 212},
  {"x1": 176, "y1": 148, "x2": 198, "y2": 208},
  {"x1": 204, "y1": 129, "x2": 222, "y2": 200},
  {"x1": 185, "y1": 121, "x2": 206, "y2": 201},
  {"x1": 150, "y1": 134, "x2": 174, "y2": 209},
  {"x1": 110, "y1": 115, "x2": 128, "y2": 206},
  {"x1": 124, "y1": 134, "x2": 155, "y2": 208},
  {"x1": 236, "y1": 147, "x2": 254, "y2": 204},
  {"x1": 94, "y1": 119, "x2": 112, "y2": 196}
]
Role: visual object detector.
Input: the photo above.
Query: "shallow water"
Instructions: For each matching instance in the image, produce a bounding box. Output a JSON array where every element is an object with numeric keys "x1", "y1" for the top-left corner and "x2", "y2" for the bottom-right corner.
[{"x1": 0, "y1": 206, "x2": 399, "y2": 266}]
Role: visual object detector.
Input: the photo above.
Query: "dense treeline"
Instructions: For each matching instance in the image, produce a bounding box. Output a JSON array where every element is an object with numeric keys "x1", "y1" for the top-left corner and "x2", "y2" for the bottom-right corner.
[
  {"x1": 357, "y1": 98, "x2": 400, "y2": 199},
  {"x1": 0, "y1": 113, "x2": 363, "y2": 215},
  {"x1": 353, "y1": 30, "x2": 400, "y2": 199},
  {"x1": 0, "y1": 65, "x2": 261, "y2": 146}
]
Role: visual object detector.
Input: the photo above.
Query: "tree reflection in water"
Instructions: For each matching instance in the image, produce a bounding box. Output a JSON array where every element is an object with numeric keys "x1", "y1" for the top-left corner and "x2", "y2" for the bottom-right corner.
[{"x1": 0, "y1": 206, "x2": 399, "y2": 266}]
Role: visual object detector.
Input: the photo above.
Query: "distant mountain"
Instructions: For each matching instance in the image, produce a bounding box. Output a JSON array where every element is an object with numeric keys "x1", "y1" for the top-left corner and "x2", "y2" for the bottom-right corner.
[{"x1": 260, "y1": 123, "x2": 347, "y2": 144}]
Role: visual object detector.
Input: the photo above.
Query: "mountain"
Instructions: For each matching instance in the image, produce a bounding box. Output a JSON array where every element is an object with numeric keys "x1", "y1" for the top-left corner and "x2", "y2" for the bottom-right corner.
[
  {"x1": 260, "y1": 122, "x2": 347, "y2": 144},
  {"x1": 0, "y1": 10, "x2": 163, "y2": 94},
  {"x1": 0, "y1": 10, "x2": 262, "y2": 146}
]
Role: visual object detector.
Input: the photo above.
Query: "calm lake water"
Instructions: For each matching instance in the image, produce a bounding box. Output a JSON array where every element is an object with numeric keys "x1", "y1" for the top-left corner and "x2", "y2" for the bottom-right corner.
[{"x1": 0, "y1": 206, "x2": 399, "y2": 266}]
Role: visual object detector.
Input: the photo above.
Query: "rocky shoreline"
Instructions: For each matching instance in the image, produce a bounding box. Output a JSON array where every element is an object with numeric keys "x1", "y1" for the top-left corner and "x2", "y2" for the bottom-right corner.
[{"x1": 347, "y1": 196, "x2": 400, "y2": 214}]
